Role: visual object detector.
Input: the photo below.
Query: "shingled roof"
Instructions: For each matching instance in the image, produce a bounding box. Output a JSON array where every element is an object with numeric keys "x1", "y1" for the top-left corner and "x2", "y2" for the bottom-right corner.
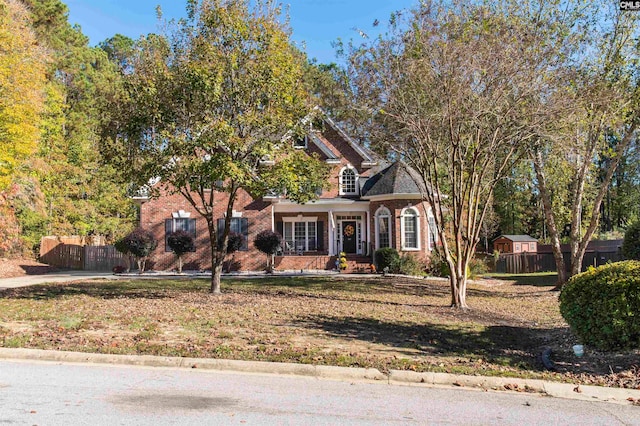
[
  {"x1": 361, "y1": 161, "x2": 427, "y2": 197},
  {"x1": 494, "y1": 235, "x2": 538, "y2": 242}
]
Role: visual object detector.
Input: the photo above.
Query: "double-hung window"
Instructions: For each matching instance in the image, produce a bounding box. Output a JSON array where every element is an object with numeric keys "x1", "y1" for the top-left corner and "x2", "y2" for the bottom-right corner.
[
  {"x1": 401, "y1": 207, "x2": 420, "y2": 250},
  {"x1": 375, "y1": 207, "x2": 391, "y2": 249}
]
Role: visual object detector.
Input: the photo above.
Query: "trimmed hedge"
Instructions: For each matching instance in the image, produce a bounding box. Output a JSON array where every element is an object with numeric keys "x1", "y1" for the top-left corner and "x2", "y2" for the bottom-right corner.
[
  {"x1": 559, "y1": 261, "x2": 640, "y2": 351},
  {"x1": 622, "y1": 221, "x2": 640, "y2": 260},
  {"x1": 374, "y1": 247, "x2": 399, "y2": 272}
]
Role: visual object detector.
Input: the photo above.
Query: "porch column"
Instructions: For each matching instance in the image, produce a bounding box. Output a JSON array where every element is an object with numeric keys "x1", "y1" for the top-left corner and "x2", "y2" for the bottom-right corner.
[
  {"x1": 328, "y1": 210, "x2": 335, "y2": 256},
  {"x1": 365, "y1": 210, "x2": 370, "y2": 256},
  {"x1": 271, "y1": 205, "x2": 275, "y2": 232}
]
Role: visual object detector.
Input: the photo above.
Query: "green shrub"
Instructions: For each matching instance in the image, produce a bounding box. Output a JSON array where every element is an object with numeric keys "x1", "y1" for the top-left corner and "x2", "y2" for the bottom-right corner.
[
  {"x1": 375, "y1": 247, "x2": 399, "y2": 272},
  {"x1": 394, "y1": 254, "x2": 425, "y2": 276},
  {"x1": 427, "y1": 250, "x2": 450, "y2": 277},
  {"x1": 426, "y1": 251, "x2": 487, "y2": 279},
  {"x1": 559, "y1": 261, "x2": 640, "y2": 350},
  {"x1": 622, "y1": 222, "x2": 640, "y2": 260},
  {"x1": 468, "y1": 256, "x2": 488, "y2": 279}
]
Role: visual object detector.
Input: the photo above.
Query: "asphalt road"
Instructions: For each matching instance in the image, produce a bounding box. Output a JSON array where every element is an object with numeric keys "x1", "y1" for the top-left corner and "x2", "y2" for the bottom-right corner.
[{"x1": 1, "y1": 360, "x2": 638, "y2": 425}]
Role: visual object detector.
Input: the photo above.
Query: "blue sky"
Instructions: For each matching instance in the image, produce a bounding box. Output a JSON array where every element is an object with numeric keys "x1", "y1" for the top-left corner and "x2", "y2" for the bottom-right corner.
[{"x1": 64, "y1": 0, "x2": 416, "y2": 64}]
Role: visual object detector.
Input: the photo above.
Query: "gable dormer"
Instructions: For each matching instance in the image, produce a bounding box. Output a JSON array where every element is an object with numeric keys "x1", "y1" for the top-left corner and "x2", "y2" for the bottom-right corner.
[{"x1": 301, "y1": 107, "x2": 378, "y2": 172}]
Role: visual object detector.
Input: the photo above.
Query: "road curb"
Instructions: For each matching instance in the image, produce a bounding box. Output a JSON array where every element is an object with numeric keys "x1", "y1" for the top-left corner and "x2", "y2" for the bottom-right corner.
[
  {"x1": 1, "y1": 348, "x2": 638, "y2": 405},
  {"x1": 0, "y1": 348, "x2": 386, "y2": 383},
  {"x1": 388, "y1": 369, "x2": 640, "y2": 405}
]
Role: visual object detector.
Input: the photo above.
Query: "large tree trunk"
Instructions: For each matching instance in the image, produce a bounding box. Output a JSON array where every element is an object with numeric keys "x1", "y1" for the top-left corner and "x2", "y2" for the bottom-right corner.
[
  {"x1": 207, "y1": 218, "x2": 225, "y2": 294},
  {"x1": 532, "y1": 149, "x2": 567, "y2": 286},
  {"x1": 445, "y1": 254, "x2": 469, "y2": 309},
  {"x1": 211, "y1": 262, "x2": 223, "y2": 294}
]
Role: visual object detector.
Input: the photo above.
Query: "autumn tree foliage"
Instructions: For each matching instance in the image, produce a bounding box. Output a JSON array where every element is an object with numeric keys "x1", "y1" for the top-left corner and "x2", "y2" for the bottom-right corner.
[
  {"x1": 103, "y1": 0, "x2": 328, "y2": 293},
  {"x1": 0, "y1": 0, "x2": 47, "y2": 191},
  {"x1": 346, "y1": 2, "x2": 553, "y2": 308},
  {"x1": 19, "y1": 0, "x2": 136, "y2": 242},
  {"x1": 526, "y1": 2, "x2": 640, "y2": 286}
]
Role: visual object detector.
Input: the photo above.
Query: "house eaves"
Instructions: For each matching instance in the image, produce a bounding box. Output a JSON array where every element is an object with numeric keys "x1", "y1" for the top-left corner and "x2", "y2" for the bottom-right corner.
[{"x1": 307, "y1": 132, "x2": 339, "y2": 161}]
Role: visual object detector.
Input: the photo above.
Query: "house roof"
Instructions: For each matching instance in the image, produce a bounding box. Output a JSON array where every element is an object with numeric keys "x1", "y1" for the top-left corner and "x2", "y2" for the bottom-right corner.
[
  {"x1": 361, "y1": 161, "x2": 427, "y2": 197},
  {"x1": 494, "y1": 235, "x2": 538, "y2": 242}
]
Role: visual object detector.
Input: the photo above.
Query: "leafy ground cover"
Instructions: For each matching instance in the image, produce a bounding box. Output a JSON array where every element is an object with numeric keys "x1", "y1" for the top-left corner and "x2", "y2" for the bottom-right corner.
[{"x1": 0, "y1": 274, "x2": 638, "y2": 388}]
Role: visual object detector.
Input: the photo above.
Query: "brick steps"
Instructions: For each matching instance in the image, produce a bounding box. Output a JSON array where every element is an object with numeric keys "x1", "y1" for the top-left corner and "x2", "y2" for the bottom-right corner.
[
  {"x1": 274, "y1": 254, "x2": 373, "y2": 272},
  {"x1": 342, "y1": 255, "x2": 374, "y2": 273}
]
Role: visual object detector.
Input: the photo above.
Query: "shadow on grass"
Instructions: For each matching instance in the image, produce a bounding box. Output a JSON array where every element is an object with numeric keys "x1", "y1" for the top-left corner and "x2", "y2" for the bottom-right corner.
[
  {"x1": 486, "y1": 273, "x2": 558, "y2": 287},
  {"x1": 296, "y1": 314, "x2": 561, "y2": 371},
  {"x1": 232, "y1": 275, "x2": 451, "y2": 297},
  {"x1": 0, "y1": 279, "x2": 210, "y2": 300}
]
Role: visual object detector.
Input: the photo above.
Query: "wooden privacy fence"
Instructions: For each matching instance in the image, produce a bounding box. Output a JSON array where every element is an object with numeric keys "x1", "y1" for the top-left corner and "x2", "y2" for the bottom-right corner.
[
  {"x1": 39, "y1": 236, "x2": 128, "y2": 272},
  {"x1": 495, "y1": 251, "x2": 622, "y2": 274}
]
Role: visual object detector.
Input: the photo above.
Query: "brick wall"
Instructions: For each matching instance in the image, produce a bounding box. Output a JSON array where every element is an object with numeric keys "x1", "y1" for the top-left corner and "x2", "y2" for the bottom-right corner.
[
  {"x1": 139, "y1": 187, "x2": 272, "y2": 272},
  {"x1": 369, "y1": 199, "x2": 432, "y2": 256}
]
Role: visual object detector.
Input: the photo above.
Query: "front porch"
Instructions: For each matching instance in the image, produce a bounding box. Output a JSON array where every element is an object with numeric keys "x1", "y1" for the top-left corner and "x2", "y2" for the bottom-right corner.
[{"x1": 272, "y1": 199, "x2": 372, "y2": 257}]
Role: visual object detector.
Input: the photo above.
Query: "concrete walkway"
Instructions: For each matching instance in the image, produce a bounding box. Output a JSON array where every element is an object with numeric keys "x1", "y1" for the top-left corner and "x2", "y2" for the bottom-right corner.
[
  {"x1": 0, "y1": 269, "x2": 346, "y2": 289},
  {"x1": 0, "y1": 271, "x2": 121, "y2": 289}
]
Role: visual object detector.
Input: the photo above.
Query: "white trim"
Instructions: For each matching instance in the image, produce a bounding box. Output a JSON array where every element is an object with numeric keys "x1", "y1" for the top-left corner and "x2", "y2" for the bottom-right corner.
[
  {"x1": 282, "y1": 216, "x2": 318, "y2": 223},
  {"x1": 361, "y1": 193, "x2": 424, "y2": 201},
  {"x1": 282, "y1": 217, "x2": 319, "y2": 253},
  {"x1": 336, "y1": 215, "x2": 365, "y2": 255},
  {"x1": 328, "y1": 210, "x2": 335, "y2": 256},
  {"x1": 374, "y1": 206, "x2": 392, "y2": 250},
  {"x1": 172, "y1": 210, "x2": 191, "y2": 219},
  {"x1": 365, "y1": 210, "x2": 370, "y2": 255},
  {"x1": 400, "y1": 206, "x2": 421, "y2": 251},
  {"x1": 273, "y1": 200, "x2": 370, "y2": 213},
  {"x1": 271, "y1": 205, "x2": 275, "y2": 232}
]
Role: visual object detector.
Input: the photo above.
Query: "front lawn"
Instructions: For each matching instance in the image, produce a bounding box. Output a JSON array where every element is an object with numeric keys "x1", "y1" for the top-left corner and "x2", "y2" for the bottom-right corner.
[{"x1": 0, "y1": 275, "x2": 637, "y2": 388}]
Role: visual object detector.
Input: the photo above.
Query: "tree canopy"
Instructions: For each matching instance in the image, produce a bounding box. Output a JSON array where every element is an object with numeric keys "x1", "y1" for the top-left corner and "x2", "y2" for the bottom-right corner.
[
  {"x1": 0, "y1": 0, "x2": 47, "y2": 191},
  {"x1": 103, "y1": 0, "x2": 328, "y2": 293}
]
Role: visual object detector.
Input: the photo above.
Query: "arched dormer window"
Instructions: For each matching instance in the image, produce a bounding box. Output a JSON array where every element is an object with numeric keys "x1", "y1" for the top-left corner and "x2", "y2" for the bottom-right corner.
[
  {"x1": 401, "y1": 206, "x2": 420, "y2": 250},
  {"x1": 339, "y1": 165, "x2": 358, "y2": 195},
  {"x1": 375, "y1": 206, "x2": 392, "y2": 249}
]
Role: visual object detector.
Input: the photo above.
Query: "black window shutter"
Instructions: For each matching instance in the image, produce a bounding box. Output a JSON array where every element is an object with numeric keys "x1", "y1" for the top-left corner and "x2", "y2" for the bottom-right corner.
[
  {"x1": 217, "y1": 218, "x2": 225, "y2": 250},
  {"x1": 241, "y1": 218, "x2": 249, "y2": 251},
  {"x1": 276, "y1": 221, "x2": 284, "y2": 236},
  {"x1": 316, "y1": 221, "x2": 324, "y2": 251},
  {"x1": 165, "y1": 219, "x2": 172, "y2": 252}
]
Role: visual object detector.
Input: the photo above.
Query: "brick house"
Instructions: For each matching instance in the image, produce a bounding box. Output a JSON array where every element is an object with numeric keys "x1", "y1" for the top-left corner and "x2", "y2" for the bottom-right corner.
[{"x1": 135, "y1": 113, "x2": 438, "y2": 272}]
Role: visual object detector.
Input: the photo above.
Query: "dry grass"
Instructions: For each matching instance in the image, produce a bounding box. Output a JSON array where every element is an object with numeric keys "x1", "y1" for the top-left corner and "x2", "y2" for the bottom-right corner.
[{"x1": 0, "y1": 274, "x2": 638, "y2": 388}]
